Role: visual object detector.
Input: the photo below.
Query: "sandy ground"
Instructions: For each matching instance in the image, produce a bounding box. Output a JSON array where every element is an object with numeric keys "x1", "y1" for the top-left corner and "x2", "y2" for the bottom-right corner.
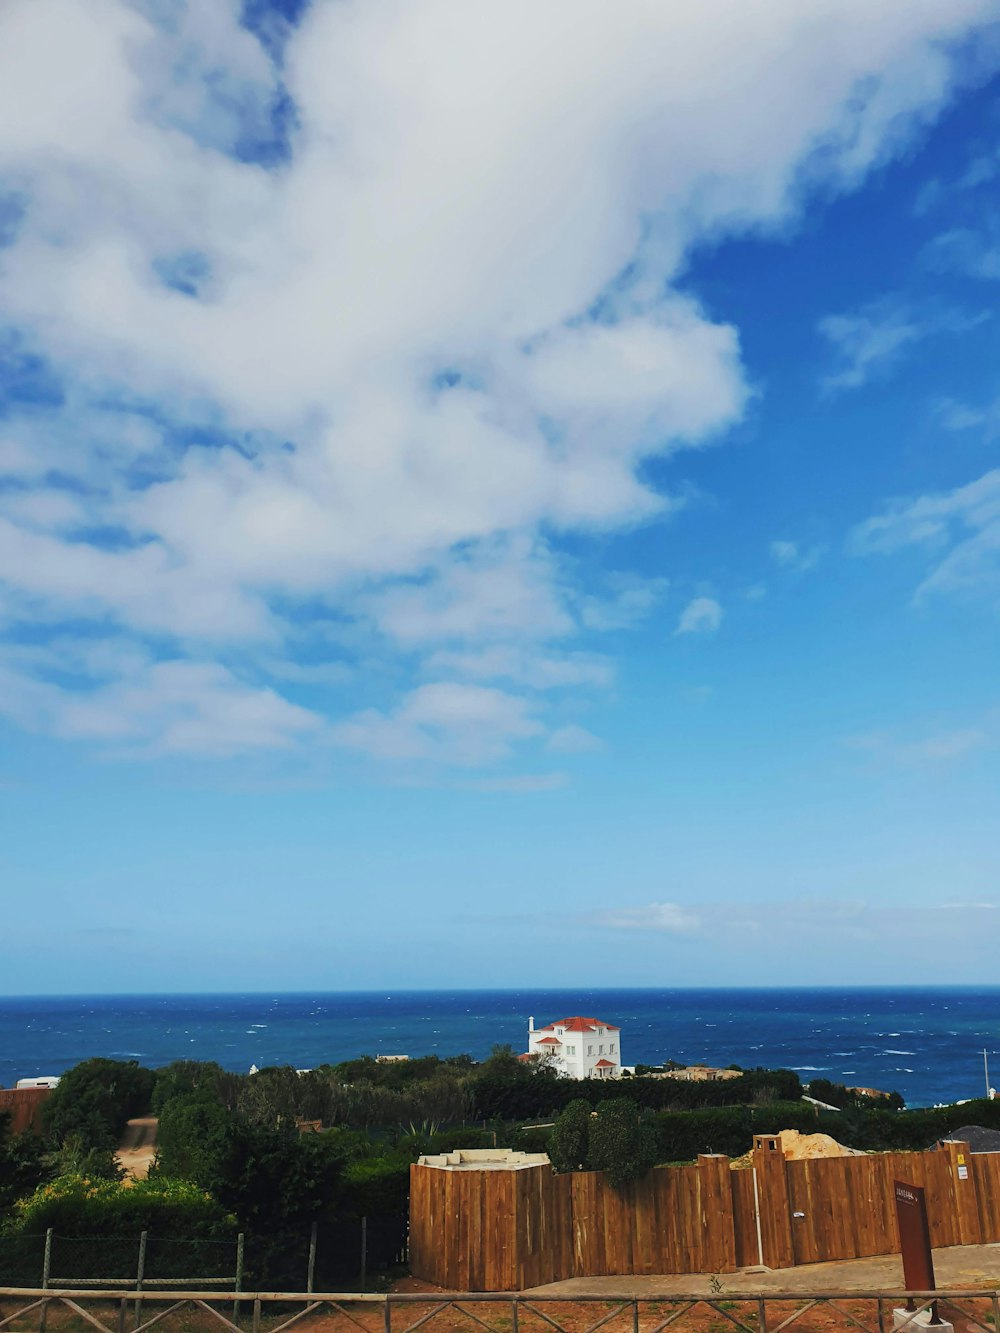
[
  {"x1": 116, "y1": 1116, "x2": 158, "y2": 1179},
  {"x1": 522, "y1": 1241, "x2": 1000, "y2": 1295}
]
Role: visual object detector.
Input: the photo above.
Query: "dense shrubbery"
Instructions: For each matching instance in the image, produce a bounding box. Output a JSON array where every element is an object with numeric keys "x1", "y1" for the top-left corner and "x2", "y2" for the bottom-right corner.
[
  {"x1": 5, "y1": 1175, "x2": 233, "y2": 1237},
  {"x1": 8, "y1": 1044, "x2": 993, "y2": 1291},
  {"x1": 43, "y1": 1059, "x2": 155, "y2": 1154},
  {"x1": 808, "y1": 1078, "x2": 905, "y2": 1112},
  {"x1": 0, "y1": 1112, "x2": 51, "y2": 1212}
]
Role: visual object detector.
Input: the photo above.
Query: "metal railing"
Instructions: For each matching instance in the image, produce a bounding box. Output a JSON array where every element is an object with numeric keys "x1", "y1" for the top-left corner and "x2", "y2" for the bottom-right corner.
[{"x1": 1, "y1": 1288, "x2": 998, "y2": 1333}]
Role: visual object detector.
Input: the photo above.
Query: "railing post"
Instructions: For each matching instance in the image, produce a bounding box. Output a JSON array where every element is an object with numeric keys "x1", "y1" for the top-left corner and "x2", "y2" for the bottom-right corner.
[
  {"x1": 118, "y1": 1298, "x2": 127, "y2": 1333},
  {"x1": 39, "y1": 1228, "x2": 52, "y2": 1333},
  {"x1": 252, "y1": 1298, "x2": 261, "y2": 1333},
  {"x1": 134, "y1": 1230, "x2": 147, "y2": 1330},
  {"x1": 233, "y1": 1233, "x2": 244, "y2": 1326},
  {"x1": 757, "y1": 1297, "x2": 767, "y2": 1333},
  {"x1": 307, "y1": 1222, "x2": 317, "y2": 1295},
  {"x1": 384, "y1": 1294, "x2": 392, "y2": 1333},
  {"x1": 360, "y1": 1217, "x2": 367, "y2": 1292}
]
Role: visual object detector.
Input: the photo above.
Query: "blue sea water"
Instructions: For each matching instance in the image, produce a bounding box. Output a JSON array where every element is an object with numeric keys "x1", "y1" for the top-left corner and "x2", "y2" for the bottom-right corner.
[{"x1": 1, "y1": 987, "x2": 998, "y2": 1109}]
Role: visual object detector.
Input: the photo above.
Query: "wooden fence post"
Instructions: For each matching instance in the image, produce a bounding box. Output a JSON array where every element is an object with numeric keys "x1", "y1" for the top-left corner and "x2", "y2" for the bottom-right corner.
[
  {"x1": 134, "y1": 1230, "x2": 147, "y2": 1331},
  {"x1": 38, "y1": 1228, "x2": 52, "y2": 1333},
  {"x1": 752, "y1": 1136, "x2": 794, "y2": 1269},
  {"x1": 306, "y1": 1223, "x2": 317, "y2": 1295},
  {"x1": 697, "y1": 1155, "x2": 737, "y2": 1272},
  {"x1": 233, "y1": 1233, "x2": 244, "y2": 1326}
]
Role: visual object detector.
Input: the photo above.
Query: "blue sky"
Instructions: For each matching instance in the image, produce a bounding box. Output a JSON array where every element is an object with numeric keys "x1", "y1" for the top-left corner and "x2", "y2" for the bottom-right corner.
[{"x1": 2, "y1": 1, "x2": 1000, "y2": 993}]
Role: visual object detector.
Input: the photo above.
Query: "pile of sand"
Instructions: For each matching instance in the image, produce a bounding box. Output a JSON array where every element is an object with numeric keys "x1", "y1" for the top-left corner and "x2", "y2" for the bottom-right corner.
[{"x1": 730, "y1": 1129, "x2": 862, "y2": 1168}]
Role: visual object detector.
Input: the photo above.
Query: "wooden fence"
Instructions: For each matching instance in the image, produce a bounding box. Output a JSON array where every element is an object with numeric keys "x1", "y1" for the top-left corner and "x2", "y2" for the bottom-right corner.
[
  {"x1": 0, "y1": 1088, "x2": 50, "y2": 1135},
  {"x1": 410, "y1": 1136, "x2": 1000, "y2": 1290}
]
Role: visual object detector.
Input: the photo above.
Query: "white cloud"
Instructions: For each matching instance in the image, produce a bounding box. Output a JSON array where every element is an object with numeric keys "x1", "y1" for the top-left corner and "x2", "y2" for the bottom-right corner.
[
  {"x1": 599, "y1": 902, "x2": 703, "y2": 933},
  {"x1": 849, "y1": 469, "x2": 1000, "y2": 603},
  {"x1": 331, "y1": 681, "x2": 543, "y2": 766},
  {"x1": 546, "y1": 724, "x2": 604, "y2": 755},
  {"x1": 818, "y1": 298, "x2": 986, "y2": 392},
  {"x1": 0, "y1": 654, "x2": 320, "y2": 757},
  {"x1": 849, "y1": 713, "x2": 998, "y2": 764},
  {"x1": 934, "y1": 396, "x2": 1000, "y2": 438},
  {"x1": 425, "y1": 646, "x2": 614, "y2": 691},
  {"x1": 770, "y1": 540, "x2": 822, "y2": 572},
  {"x1": 596, "y1": 897, "x2": 1000, "y2": 945},
  {"x1": 464, "y1": 772, "x2": 569, "y2": 793},
  {"x1": 676, "y1": 597, "x2": 723, "y2": 636},
  {"x1": 924, "y1": 225, "x2": 1000, "y2": 280},
  {"x1": 0, "y1": 0, "x2": 996, "y2": 759}
]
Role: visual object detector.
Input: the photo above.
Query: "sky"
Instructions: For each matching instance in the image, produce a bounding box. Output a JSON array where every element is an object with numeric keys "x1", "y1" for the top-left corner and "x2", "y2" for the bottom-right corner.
[{"x1": 2, "y1": 0, "x2": 1000, "y2": 993}]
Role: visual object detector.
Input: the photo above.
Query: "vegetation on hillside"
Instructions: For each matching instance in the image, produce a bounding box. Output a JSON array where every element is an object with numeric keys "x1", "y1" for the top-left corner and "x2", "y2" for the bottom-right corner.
[{"x1": 0, "y1": 1047, "x2": 985, "y2": 1289}]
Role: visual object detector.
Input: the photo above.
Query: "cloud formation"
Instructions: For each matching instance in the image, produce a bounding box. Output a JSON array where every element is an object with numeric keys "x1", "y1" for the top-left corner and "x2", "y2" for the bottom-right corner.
[
  {"x1": 818, "y1": 297, "x2": 986, "y2": 391},
  {"x1": 0, "y1": 0, "x2": 995, "y2": 760},
  {"x1": 850, "y1": 469, "x2": 1000, "y2": 604},
  {"x1": 676, "y1": 597, "x2": 724, "y2": 636}
]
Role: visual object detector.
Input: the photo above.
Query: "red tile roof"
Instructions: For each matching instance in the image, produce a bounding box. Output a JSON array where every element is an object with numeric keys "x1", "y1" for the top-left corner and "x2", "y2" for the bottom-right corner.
[
  {"x1": 536, "y1": 1016, "x2": 619, "y2": 1033},
  {"x1": 535, "y1": 1036, "x2": 561, "y2": 1044},
  {"x1": 594, "y1": 1059, "x2": 616, "y2": 1068}
]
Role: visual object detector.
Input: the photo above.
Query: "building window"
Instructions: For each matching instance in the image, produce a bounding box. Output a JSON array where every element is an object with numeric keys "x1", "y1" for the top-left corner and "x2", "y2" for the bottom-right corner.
[
  {"x1": 567, "y1": 1046, "x2": 575, "y2": 1055},
  {"x1": 599, "y1": 1045, "x2": 604, "y2": 1054},
  {"x1": 587, "y1": 1045, "x2": 593, "y2": 1056},
  {"x1": 610, "y1": 1044, "x2": 615, "y2": 1053}
]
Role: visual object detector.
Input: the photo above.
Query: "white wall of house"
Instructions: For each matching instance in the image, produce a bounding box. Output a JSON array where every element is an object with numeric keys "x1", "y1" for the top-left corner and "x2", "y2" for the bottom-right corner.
[{"x1": 526, "y1": 1016, "x2": 622, "y2": 1079}]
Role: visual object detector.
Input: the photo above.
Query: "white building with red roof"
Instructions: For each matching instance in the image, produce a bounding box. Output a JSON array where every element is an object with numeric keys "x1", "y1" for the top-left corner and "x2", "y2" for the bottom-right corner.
[{"x1": 525, "y1": 1015, "x2": 622, "y2": 1079}]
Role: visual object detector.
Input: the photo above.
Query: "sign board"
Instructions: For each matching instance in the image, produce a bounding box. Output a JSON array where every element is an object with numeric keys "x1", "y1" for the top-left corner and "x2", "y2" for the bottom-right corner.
[{"x1": 894, "y1": 1180, "x2": 939, "y2": 1323}]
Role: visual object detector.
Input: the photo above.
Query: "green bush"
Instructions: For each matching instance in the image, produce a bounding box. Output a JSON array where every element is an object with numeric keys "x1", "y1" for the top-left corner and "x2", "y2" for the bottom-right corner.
[
  {"x1": 42, "y1": 1059, "x2": 155, "y2": 1154},
  {"x1": 548, "y1": 1100, "x2": 592, "y2": 1173},
  {"x1": 4, "y1": 1174, "x2": 233, "y2": 1237},
  {"x1": 587, "y1": 1099, "x2": 656, "y2": 1188}
]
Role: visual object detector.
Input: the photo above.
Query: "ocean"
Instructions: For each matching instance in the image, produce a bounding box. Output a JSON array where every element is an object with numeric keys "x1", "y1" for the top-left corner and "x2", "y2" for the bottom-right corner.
[{"x1": 1, "y1": 987, "x2": 997, "y2": 1109}]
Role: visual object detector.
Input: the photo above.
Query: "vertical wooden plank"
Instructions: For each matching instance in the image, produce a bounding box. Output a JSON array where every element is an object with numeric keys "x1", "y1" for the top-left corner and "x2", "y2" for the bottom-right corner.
[
  {"x1": 697, "y1": 1155, "x2": 736, "y2": 1273},
  {"x1": 972, "y1": 1152, "x2": 1000, "y2": 1242},
  {"x1": 940, "y1": 1141, "x2": 982, "y2": 1245},
  {"x1": 730, "y1": 1169, "x2": 757, "y2": 1268},
  {"x1": 753, "y1": 1142, "x2": 795, "y2": 1268}
]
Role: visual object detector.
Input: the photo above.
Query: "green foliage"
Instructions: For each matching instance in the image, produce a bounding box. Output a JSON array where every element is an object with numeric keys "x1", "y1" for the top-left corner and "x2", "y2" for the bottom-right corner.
[
  {"x1": 152, "y1": 1061, "x2": 239, "y2": 1114},
  {"x1": 154, "y1": 1093, "x2": 232, "y2": 1181},
  {"x1": 808, "y1": 1078, "x2": 905, "y2": 1112},
  {"x1": 586, "y1": 1099, "x2": 656, "y2": 1188},
  {"x1": 467, "y1": 1062, "x2": 803, "y2": 1121},
  {"x1": 45, "y1": 1133, "x2": 123, "y2": 1182},
  {"x1": 4, "y1": 1174, "x2": 233, "y2": 1237},
  {"x1": 0, "y1": 1112, "x2": 52, "y2": 1212},
  {"x1": 548, "y1": 1100, "x2": 592, "y2": 1173},
  {"x1": 42, "y1": 1059, "x2": 155, "y2": 1154}
]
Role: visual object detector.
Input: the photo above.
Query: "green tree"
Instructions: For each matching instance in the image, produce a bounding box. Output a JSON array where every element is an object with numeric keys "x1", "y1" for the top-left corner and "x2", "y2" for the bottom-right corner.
[
  {"x1": 587, "y1": 1098, "x2": 656, "y2": 1188},
  {"x1": 548, "y1": 1099, "x2": 592, "y2": 1173},
  {"x1": 43, "y1": 1059, "x2": 155, "y2": 1154},
  {"x1": 152, "y1": 1061, "x2": 235, "y2": 1114},
  {"x1": 154, "y1": 1093, "x2": 232, "y2": 1181},
  {"x1": 0, "y1": 1111, "x2": 52, "y2": 1210}
]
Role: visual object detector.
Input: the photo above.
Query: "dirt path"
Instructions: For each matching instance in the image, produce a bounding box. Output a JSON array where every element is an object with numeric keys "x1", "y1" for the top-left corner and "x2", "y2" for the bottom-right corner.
[{"x1": 116, "y1": 1116, "x2": 157, "y2": 1179}]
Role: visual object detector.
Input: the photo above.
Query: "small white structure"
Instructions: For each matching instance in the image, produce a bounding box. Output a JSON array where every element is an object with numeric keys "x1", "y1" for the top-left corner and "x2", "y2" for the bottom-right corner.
[
  {"x1": 15, "y1": 1076, "x2": 60, "y2": 1089},
  {"x1": 525, "y1": 1015, "x2": 622, "y2": 1079}
]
